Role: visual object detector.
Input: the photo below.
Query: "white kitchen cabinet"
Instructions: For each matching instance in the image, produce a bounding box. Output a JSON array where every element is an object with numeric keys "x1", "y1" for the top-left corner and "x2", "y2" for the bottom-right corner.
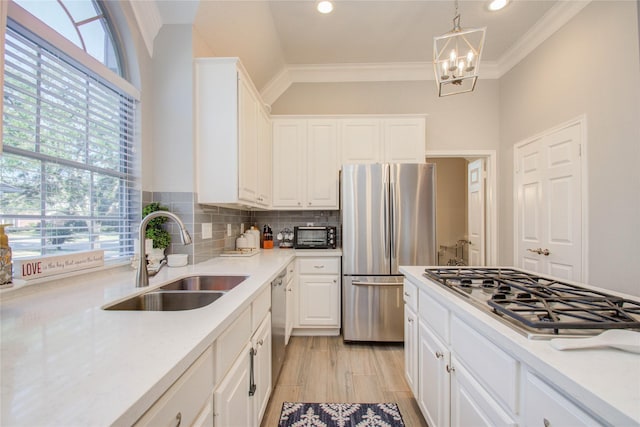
[
  {"x1": 213, "y1": 341, "x2": 253, "y2": 427},
  {"x1": 135, "y1": 347, "x2": 214, "y2": 427},
  {"x1": 194, "y1": 57, "x2": 271, "y2": 208},
  {"x1": 450, "y1": 356, "x2": 517, "y2": 427},
  {"x1": 341, "y1": 116, "x2": 426, "y2": 164},
  {"x1": 252, "y1": 314, "x2": 272, "y2": 427},
  {"x1": 522, "y1": 370, "x2": 600, "y2": 427},
  {"x1": 285, "y1": 260, "x2": 296, "y2": 344},
  {"x1": 296, "y1": 257, "x2": 341, "y2": 328},
  {"x1": 257, "y1": 108, "x2": 272, "y2": 207},
  {"x1": 403, "y1": 280, "x2": 419, "y2": 395},
  {"x1": 272, "y1": 118, "x2": 339, "y2": 210},
  {"x1": 418, "y1": 319, "x2": 450, "y2": 427}
]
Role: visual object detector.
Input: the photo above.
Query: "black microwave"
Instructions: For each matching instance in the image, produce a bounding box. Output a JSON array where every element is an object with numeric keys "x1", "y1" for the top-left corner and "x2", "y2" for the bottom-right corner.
[{"x1": 293, "y1": 226, "x2": 337, "y2": 249}]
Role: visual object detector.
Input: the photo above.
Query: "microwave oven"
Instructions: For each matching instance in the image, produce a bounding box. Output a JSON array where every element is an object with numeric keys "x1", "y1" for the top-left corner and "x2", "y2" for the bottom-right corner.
[{"x1": 293, "y1": 226, "x2": 337, "y2": 249}]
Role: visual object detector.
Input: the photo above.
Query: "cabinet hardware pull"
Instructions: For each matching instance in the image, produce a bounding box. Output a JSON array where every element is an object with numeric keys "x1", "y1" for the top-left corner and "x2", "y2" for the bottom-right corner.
[
  {"x1": 258, "y1": 339, "x2": 264, "y2": 346},
  {"x1": 249, "y1": 348, "x2": 257, "y2": 396},
  {"x1": 435, "y1": 351, "x2": 443, "y2": 359},
  {"x1": 403, "y1": 292, "x2": 410, "y2": 297},
  {"x1": 408, "y1": 318, "x2": 413, "y2": 323},
  {"x1": 446, "y1": 364, "x2": 455, "y2": 373},
  {"x1": 175, "y1": 412, "x2": 182, "y2": 427},
  {"x1": 314, "y1": 265, "x2": 325, "y2": 269},
  {"x1": 543, "y1": 418, "x2": 551, "y2": 427}
]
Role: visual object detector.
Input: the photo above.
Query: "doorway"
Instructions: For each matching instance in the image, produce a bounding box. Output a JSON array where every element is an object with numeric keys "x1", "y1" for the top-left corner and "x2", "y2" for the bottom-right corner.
[{"x1": 426, "y1": 150, "x2": 497, "y2": 266}]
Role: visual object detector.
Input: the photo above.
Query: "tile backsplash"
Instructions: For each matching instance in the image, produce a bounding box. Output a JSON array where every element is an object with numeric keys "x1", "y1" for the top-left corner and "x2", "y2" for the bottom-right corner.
[{"x1": 144, "y1": 192, "x2": 340, "y2": 264}]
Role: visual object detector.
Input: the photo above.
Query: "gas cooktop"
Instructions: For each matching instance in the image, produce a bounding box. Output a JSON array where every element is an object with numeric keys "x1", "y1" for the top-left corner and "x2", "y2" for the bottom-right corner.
[{"x1": 423, "y1": 267, "x2": 640, "y2": 339}]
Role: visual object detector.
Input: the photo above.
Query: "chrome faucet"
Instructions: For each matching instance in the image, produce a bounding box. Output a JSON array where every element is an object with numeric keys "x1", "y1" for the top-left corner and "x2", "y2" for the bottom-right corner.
[{"x1": 136, "y1": 211, "x2": 192, "y2": 287}]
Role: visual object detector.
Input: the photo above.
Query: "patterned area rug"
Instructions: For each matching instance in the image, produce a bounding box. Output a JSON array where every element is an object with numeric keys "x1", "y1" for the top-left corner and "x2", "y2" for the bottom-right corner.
[{"x1": 278, "y1": 402, "x2": 405, "y2": 427}]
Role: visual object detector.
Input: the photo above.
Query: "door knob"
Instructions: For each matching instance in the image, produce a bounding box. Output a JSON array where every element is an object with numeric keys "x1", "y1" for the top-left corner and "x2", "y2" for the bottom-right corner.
[{"x1": 527, "y1": 248, "x2": 550, "y2": 256}]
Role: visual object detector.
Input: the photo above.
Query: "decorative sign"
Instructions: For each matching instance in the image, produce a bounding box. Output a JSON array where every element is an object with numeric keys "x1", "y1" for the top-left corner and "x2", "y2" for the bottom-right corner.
[{"x1": 14, "y1": 250, "x2": 105, "y2": 280}]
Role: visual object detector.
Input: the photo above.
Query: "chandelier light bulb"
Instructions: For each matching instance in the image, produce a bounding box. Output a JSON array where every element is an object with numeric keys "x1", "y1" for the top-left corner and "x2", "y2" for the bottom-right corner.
[
  {"x1": 465, "y1": 51, "x2": 475, "y2": 71},
  {"x1": 317, "y1": 0, "x2": 334, "y2": 14},
  {"x1": 441, "y1": 61, "x2": 450, "y2": 79},
  {"x1": 449, "y1": 50, "x2": 458, "y2": 71}
]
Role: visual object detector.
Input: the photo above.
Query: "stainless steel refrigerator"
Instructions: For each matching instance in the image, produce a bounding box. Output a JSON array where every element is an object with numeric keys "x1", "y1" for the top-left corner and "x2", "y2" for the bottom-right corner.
[{"x1": 342, "y1": 163, "x2": 436, "y2": 341}]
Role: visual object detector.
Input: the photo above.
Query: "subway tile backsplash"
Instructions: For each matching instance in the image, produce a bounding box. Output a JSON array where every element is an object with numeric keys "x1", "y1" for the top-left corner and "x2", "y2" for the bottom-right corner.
[{"x1": 145, "y1": 192, "x2": 340, "y2": 265}]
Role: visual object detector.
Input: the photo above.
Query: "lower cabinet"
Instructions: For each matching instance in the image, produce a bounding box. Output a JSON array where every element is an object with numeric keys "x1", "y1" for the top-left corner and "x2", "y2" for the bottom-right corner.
[
  {"x1": 214, "y1": 342, "x2": 253, "y2": 427},
  {"x1": 296, "y1": 256, "x2": 341, "y2": 331},
  {"x1": 252, "y1": 314, "x2": 272, "y2": 427},
  {"x1": 403, "y1": 305, "x2": 418, "y2": 395},
  {"x1": 284, "y1": 260, "x2": 296, "y2": 344},
  {"x1": 134, "y1": 347, "x2": 214, "y2": 427},
  {"x1": 418, "y1": 320, "x2": 450, "y2": 427}
]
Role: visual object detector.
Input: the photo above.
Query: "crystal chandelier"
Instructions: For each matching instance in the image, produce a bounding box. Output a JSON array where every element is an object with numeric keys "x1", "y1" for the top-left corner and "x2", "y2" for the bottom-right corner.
[{"x1": 433, "y1": 0, "x2": 486, "y2": 97}]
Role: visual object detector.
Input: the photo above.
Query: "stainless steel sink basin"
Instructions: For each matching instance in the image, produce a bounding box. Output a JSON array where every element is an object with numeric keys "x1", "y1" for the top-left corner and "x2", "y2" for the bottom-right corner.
[
  {"x1": 159, "y1": 275, "x2": 248, "y2": 292},
  {"x1": 104, "y1": 290, "x2": 225, "y2": 311}
]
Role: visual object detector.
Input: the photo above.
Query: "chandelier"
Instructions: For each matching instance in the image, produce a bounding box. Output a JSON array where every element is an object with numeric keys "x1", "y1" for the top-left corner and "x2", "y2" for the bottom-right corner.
[{"x1": 433, "y1": 0, "x2": 486, "y2": 97}]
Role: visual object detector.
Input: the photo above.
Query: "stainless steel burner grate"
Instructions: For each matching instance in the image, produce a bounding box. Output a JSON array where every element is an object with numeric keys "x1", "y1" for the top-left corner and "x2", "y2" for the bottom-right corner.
[{"x1": 423, "y1": 267, "x2": 640, "y2": 338}]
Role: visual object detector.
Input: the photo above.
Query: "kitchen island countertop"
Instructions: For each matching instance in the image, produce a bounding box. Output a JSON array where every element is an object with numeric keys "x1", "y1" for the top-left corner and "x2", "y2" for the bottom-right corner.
[
  {"x1": 400, "y1": 265, "x2": 640, "y2": 426},
  {"x1": 0, "y1": 248, "x2": 340, "y2": 426}
]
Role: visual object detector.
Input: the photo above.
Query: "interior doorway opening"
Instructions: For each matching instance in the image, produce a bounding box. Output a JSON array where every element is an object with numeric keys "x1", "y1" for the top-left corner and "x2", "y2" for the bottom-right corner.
[{"x1": 426, "y1": 150, "x2": 497, "y2": 266}]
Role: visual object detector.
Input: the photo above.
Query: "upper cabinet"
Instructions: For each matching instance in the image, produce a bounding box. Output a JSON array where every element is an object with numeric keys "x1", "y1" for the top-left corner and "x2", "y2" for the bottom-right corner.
[
  {"x1": 194, "y1": 58, "x2": 271, "y2": 208},
  {"x1": 341, "y1": 116, "x2": 426, "y2": 164},
  {"x1": 272, "y1": 118, "x2": 339, "y2": 210}
]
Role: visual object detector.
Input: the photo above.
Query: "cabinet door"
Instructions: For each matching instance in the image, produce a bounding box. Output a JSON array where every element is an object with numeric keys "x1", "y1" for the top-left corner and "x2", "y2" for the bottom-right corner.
[
  {"x1": 272, "y1": 120, "x2": 305, "y2": 208},
  {"x1": 523, "y1": 370, "x2": 599, "y2": 427},
  {"x1": 285, "y1": 262, "x2": 296, "y2": 344},
  {"x1": 450, "y1": 356, "x2": 517, "y2": 427},
  {"x1": 252, "y1": 315, "x2": 272, "y2": 427},
  {"x1": 298, "y1": 274, "x2": 340, "y2": 327},
  {"x1": 257, "y1": 109, "x2": 272, "y2": 207},
  {"x1": 404, "y1": 306, "x2": 419, "y2": 395},
  {"x1": 340, "y1": 119, "x2": 381, "y2": 164},
  {"x1": 418, "y1": 320, "x2": 450, "y2": 427},
  {"x1": 383, "y1": 118, "x2": 425, "y2": 163},
  {"x1": 238, "y1": 76, "x2": 258, "y2": 204},
  {"x1": 306, "y1": 119, "x2": 339, "y2": 209},
  {"x1": 214, "y1": 342, "x2": 253, "y2": 427}
]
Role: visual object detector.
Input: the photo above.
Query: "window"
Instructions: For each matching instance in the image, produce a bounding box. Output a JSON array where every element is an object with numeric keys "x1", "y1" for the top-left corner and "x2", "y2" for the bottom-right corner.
[{"x1": 1, "y1": 1, "x2": 140, "y2": 262}]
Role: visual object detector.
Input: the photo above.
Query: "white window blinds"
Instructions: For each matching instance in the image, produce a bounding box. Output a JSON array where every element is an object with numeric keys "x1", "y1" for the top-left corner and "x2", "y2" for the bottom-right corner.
[{"x1": 1, "y1": 22, "x2": 140, "y2": 261}]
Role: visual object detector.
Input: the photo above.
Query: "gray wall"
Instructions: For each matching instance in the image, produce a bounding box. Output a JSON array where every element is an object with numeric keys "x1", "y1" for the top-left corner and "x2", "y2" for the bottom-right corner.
[{"x1": 498, "y1": 1, "x2": 640, "y2": 296}]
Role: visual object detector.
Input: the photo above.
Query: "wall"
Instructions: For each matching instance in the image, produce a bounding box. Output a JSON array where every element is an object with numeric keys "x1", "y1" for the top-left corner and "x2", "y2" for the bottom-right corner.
[
  {"x1": 270, "y1": 79, "x2": 501, "y2": 153},
  {"x1": 499, "y1": 1, "x2": 640, "y2": 296},
  {"x1": 427, "y1": 158, "x2": 468, "y2": 265}
]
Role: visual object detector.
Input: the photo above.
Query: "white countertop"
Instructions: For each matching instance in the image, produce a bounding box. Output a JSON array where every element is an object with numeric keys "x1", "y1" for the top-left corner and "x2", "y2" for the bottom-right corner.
[
  {"x1": 0, "y1": 248, "x2": 341, "y2": 426},
  {"x1": 400, "y1": 266, "x2": 640, "y2": 426}
]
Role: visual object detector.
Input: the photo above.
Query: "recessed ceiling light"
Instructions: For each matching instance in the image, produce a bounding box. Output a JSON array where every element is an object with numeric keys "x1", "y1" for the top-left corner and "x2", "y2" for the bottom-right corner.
[
  {"x1": 317, "y1": 0, "x2": 334, "y2": 14},
  {"x1": 488, "y1": 0, "x2": 509, "y2": 11}
]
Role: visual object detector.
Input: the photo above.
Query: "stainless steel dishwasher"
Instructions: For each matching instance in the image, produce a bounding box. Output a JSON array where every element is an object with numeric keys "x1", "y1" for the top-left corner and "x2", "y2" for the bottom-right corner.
[{"x1": 271, "y1": 268, "x2": 287, "y2": 387}]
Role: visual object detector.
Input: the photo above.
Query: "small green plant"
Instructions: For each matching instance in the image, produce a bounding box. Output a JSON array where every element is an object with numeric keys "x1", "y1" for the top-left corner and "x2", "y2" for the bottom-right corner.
[{"x1": 142, "y1": 202, "x2": 171, "y2": 249}]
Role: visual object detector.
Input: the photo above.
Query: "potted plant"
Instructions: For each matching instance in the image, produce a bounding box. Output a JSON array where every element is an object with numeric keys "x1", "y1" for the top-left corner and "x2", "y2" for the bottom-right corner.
[{"x1": 142, "y1": 202, "x2": 171, "y2": 263}]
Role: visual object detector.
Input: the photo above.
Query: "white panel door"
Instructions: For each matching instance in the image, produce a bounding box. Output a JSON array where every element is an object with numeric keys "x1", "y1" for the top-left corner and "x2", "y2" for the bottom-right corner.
[
  {"x1": 383, "y1": 118, "x2": 426, "y2": 163},
  {"x1": 515, "y1": 123, "x2": 583, "y2": 280},
  {"x1": 467, "y1": 159, "x2": 485, "y2": 266},
  {"x1": 340, "y1": 119, "x2": 381, "y2": 164}
]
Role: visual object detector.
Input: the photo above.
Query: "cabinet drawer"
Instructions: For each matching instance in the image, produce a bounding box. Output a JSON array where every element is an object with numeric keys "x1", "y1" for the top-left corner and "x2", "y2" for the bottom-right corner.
[
  {"x1": 135, "y1": 347, "x2": 214, "y2": 426},
  {"x1": 252, "y1": 285, "x2": 271, "y2": 332},
  {"x1": 216, "y1": 307, "x2": 251, "y2": 383},
  {"x1": 523, "y1": 370, "x2": 600, "y2": 427},
  {"x1": 451, "y1": 316, "x2": 518, "y2": 415},
  {"x1": 403, "y1": 279, "x2": 418, "y2": 312},
  {"x1": 418, "y1": 289, "x2": 449, "y2": 343},
  {"x1": 298, "y1": 257, "x2": 340, "y2": 275}
]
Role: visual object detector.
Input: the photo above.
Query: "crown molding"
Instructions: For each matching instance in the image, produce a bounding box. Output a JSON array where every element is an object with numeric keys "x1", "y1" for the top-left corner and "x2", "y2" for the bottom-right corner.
[
  {"x1": 260, "y1": 1, "x2": 591, "y2": 104},
  {"x1": 129, "y1": 0, "x2": 162, "y2": 57},
  {"x1": 495, "y1": 0, "x2": 591, "y2": 76}
]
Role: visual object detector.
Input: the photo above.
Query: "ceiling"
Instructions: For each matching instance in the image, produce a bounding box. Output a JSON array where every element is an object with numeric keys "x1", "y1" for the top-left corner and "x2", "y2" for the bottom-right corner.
[{"x1": 153, "y1": 0, "x2": 589, "y2": 103}]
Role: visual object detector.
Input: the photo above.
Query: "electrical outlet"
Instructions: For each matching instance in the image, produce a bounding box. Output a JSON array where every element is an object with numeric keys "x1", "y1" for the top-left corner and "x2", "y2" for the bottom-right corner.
[
  {"x1": 240, "y1": 223, "x2": 245, "y2": 234},
  {"x1": 307, "y1": 222, "x2": 314, "y2": 226},
  {"x1": 227, "y1": 224, "x2": 232, "y2": 237},
  {"x1": 202, "y1": 223, "x2": 213, "y2": 240}
]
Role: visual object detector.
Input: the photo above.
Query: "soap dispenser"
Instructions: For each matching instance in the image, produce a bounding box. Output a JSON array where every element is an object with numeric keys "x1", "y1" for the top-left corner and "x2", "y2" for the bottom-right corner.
[{"x1": 0, "y1": 224, "x2": 13, "y2": 287}]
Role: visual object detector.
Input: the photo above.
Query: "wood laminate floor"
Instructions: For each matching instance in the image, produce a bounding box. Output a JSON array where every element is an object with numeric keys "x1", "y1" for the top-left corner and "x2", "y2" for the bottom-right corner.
[{"x1": 260, "y1": 336, "x2": 428, "y2": 427}]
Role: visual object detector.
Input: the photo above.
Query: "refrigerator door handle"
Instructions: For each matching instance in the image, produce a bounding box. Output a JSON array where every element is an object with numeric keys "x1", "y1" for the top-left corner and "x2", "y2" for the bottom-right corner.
[
  {"x1": 390, "y1": 178, "x2": 396, "y2": 261},
  {"x1": 352, "y1": 280, "x2": 402, "y2": 287},
  {"x1": 383, "y1": 174, "x2": 390, "y2": 261}
]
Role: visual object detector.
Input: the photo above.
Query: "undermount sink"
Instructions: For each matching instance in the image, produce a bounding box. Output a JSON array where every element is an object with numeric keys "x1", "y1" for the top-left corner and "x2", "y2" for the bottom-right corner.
[
  {"x1": 103, "y1": 275, "x2": 248, "y2": 311},
  {"x1": 159, "y1": 275, "x2": 248, "y2": 292},
  {"x1": 104, "y1": 290, "x2": 226, "y2": 311}
]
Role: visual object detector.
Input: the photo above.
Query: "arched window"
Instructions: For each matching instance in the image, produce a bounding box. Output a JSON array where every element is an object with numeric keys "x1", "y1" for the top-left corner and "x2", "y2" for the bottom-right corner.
[{"x1": 1, "y1": 0, "x2": 140, "y2": 265}]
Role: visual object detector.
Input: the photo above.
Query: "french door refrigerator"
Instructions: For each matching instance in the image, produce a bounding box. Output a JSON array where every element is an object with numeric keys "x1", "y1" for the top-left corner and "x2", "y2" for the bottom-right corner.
[{"x1": 342, "y1": 163, "x2": 436, "y2": 341}]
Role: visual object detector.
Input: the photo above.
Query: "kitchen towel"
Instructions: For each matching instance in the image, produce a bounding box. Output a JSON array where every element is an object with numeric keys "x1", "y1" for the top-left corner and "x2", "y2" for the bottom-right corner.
[{"x1": 278, "y1": 402, "x2": 405, "y2": 427}]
